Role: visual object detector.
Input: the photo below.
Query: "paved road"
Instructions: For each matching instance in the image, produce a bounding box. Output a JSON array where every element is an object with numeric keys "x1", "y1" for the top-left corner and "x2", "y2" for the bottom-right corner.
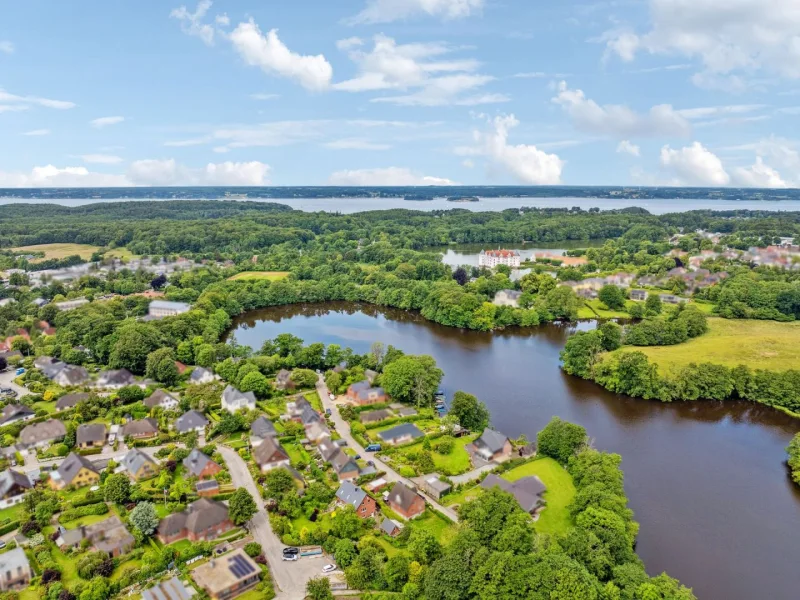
[
  {"x1": 218, "y1": 445, "x2": 330, "y2": 599},
  {"x1": 315, "y1": 377, "x2": 460, "y2": 523},
  {"x1": 450, "y1": 463, "x2": 495, "y2": 485},
  {"x1": 0, "y1": 369, "x2": 28, "y2": 398}
]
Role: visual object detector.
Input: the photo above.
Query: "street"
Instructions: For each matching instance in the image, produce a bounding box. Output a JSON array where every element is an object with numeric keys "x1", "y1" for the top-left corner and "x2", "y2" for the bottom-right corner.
[{"x1": 0, "y1": 369, "x2": 28, "y2": 399}]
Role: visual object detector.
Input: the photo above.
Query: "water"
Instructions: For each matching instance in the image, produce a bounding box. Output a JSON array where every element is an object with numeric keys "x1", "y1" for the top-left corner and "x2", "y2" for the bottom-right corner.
[
  {"x1": 5, "y1": 195, "x2": 800, "y2": 215},
  {"x1": 228, "y1": 302, "x2": 800, "y2": 600},
  {"x1": 433, "y1": 241, "x2": 608, "y2": 268}
]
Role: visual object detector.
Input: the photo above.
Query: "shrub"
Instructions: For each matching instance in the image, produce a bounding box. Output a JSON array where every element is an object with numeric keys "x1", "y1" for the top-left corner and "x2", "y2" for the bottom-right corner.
[{"x1": 244, "y1": 542, "x2": 263, "y2": 558}]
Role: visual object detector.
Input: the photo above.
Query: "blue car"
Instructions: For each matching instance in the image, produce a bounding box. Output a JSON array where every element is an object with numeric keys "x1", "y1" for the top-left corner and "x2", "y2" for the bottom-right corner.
[
  {"x1": 14, "y1": 368, "x2": 25, "y2": 376},
  {"x1": 365, "y1": 443, "x2": 381, "y2": 452}
]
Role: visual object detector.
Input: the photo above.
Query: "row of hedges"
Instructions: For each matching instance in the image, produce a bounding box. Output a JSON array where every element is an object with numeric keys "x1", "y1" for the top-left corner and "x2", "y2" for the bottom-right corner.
[
  {"x1": 362, "y1": 413, "x2": 427, "y2": 431},
  {"x1": 60, "y1": 502, "x2": 109, "y2": 522},
  {"x1": 70, "y1": 495, "x2": 107, "y2": 508},
  {"x1": 78, "y1": 447, "x2": 103, "y2": 456},
  {"x1": 0, "y1": 520, "x2": 20, "y2": 535}
]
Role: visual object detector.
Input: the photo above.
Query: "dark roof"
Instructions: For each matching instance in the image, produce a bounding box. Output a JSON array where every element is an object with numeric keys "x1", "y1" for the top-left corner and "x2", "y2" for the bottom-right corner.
[
  {"x1": 480, "y1": 474, "x2": 546, "y2": 513},
  {"x1": 250, "y1": 416, "x2": 277, "y2": 439},
  {"x1": 76, "y1": 423, "x2": 106, "y2": 446},
  {"x1": 387, "y1": 482, "x2": 420, "y2": 512},
  {"x1": 252, "y1": 436, "x2": 289, "y2": 466},
  {"x1": 0, "y1": 404, "x2": 34, "y2": 425},
  {"x1": 276, "y1": 369, "x2": 291, "y2": 382},
  {"x1": 378, "y1": 423, "x2": 424, "y2": 443},
  {"x1": 56, "y1": 452, "x2": 99, "y2": 484},
  {"x1": 56, "y1": 392, "x2": 90, "y2": 411},
  {"x1": 144, "y1": 389, "x2": 178, "y2": 408},
  {"x1": 175, "y1": 410, "x2": 208, "y2": 433},
  {"x1": 335, "y1": 481, "x2": 368, "y2": 509},
  {"x1": 55, "y1": 366, "x2": 89, "y2": 386},
  {"x1": 318, "y1": 438, "x2": 340, "y2": 462},
  {"x1": 348, "y1": 380, "x2": 386, "y2": 401},
  {"x1": 19, "y1": 419, "x2": 66, "y2": 446},
  {"x1": 122, "y1": 418, "x2": 159, "y2": 437},
  {"x1": 97, "y1": 369, "x2": 135, "y2": 385},
  {"x1": 142, "y1": 576, "x2": 193, "y2": 600},
  {"x1": 183, "y1": 448, "x2": 219, "y2": 477},
  {"x1": 330, "y1": 451, "x2": 359, "y2": 476},
  {"x1": 474, "y1": 429, "x2": 509, "y2": 455},
  {"x1": 189, "y1": 367, "x2": 214, "y2": 382},
  {"x1": 0, "y1": 469, "x2": 31, "y2": 497},
  {"x1": 196, "y1": 479, "x2": 219, "y2": 493},
  {"x1": 121, "y1": 449, "x2": 157, "y2": 475},
  {"x1": 360, "y1": 409, "x2": 392, "y2": 423},
  {"x1": 380, "y1": 518, "x2": 401, "y2": 535},
  {"x1": 158, "y1": 498, "x2": 229, "y2": 537}
]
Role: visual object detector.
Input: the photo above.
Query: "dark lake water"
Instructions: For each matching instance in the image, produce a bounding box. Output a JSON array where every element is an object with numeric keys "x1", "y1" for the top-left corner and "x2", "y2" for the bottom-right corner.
[{"x1": 228, "y1": 303, "x2": 800, "y2": 600}]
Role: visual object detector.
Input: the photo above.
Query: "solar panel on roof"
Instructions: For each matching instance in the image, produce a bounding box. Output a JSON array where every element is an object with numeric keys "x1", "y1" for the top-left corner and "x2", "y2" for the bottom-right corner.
[{"x1": 229, "y1": 553, "x2": 255, "y2": 578}]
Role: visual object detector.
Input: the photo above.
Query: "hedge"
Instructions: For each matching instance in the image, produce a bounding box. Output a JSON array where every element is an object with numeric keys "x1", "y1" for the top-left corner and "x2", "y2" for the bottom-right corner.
[
  {"x1": 363, "y1": 414, "x2": 426, "y2": 431},
  {"x1": 60, "y1": 502, "x2": 109, "y2": 522},
  {"x1": 78, "y1": 447, "x2": 103, "y2": 456},
  {"x1": 0, "y1": 520, "x2": 20, "y2": 535},
  {"x1": 70, "y1": 495, "x2": 107, "y2": 508}
]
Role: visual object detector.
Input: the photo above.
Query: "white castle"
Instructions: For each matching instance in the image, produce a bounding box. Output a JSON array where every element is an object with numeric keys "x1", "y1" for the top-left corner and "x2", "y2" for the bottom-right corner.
[{"x1": 478, "y1": 249, "x2": 521, "y2": 268}]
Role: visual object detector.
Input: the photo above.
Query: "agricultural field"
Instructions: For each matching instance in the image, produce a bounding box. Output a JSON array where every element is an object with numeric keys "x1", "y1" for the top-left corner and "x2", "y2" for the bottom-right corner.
[
  {"x1": 227, "y1": 271, "x2": 290, "y2": 281},
  {"x1": 11, "y1": 242, "x2": 100, "y2": 261},
  {"x1": 615, "y1": 317, "x2": 800, "y2": 375}
]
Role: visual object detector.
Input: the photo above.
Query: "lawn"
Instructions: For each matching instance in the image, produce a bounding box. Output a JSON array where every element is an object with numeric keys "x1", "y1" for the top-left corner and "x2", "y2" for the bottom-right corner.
[
  {"x1": 613, "y1": 317, "x2": 800, "y2": 375},
  {"x1": 0, "y1": 503, "x2": 25, "y2": 523},
  {"x1": 103, "y1": 247, "x2": 137, "y2": 260},
  {"x1": 11, "y1": 243, "x2": 100, "y2": 261},
  {"x1": 584, "y1": 299, "x2": 631, "y2": 319},
  {"x1": 391, "y1": 435, "x2": 476, "y2": 476},
  {"x1": 407, "y1": 510, "x2": 457, "y2": 545},
  {"x1": 285, "y1": 442, "x2": 311, "y2": 466},
  {"x1": 227, "y1": 271, "x2": 290, "y2": 281},
  {"x1": 503, "y1": 457, "x2": 576, "y2": 536}
]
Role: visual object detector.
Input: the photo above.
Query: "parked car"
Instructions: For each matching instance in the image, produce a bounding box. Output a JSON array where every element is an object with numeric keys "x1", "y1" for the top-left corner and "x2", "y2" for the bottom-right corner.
[
  {"x1": 367, "y1": 460, "x2": 374, "y2": 467},
  {"x1": 365, "y1": 443, "x2": 381, "y2": 452},
  {"x1": 282, "y1": 553, "x2": 298, "y2": 562},
  {"x1": 283, "y1": 547, "x2": 299, "y2": 555},
  {"x1": 14, "y1": 368, "x2": 25, "y2": 376},
  {"x1": 325, "y1": 408, "x2": 331, "y2": 416},
  {"x1": 329, "y1": 393, "x2": 335, "y2": 400},
  {"x1": 322, "y1": 564, "x2": 337, "y2": 573},
  {"x1": 353, "y1": 454, "x2": 361, "y2": 460},
  {"x1": 0, "y1": 541, "x2": 6, "y2": 549}
]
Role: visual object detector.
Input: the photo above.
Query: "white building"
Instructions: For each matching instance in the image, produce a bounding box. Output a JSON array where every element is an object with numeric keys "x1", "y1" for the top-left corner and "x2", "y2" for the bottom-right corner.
[
  {"x1": 54, "y1": 298, "x2": 89, "y2": 311},
  {"x1": 493, "y1": 289, "x2": 523, "y2": 307},
  {"x1": 478, "y1": 249, "x2": 521, "y2": 268},
  {"x1": 148, "y1": 300, "x2": 191, "y2": 319},
  {"x1": 221, "y1": 385, "x2": 257, "y2": 413}
]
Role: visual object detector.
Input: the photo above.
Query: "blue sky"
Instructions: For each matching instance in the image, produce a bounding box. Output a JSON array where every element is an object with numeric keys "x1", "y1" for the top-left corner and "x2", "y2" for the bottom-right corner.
[{"x1": 1, "y1": 0, "x2": 799, "y2": 187}]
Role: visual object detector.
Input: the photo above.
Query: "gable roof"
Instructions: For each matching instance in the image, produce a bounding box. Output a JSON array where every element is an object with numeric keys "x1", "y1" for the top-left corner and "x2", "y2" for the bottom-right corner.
[
  {"x1": 0, "y1": 548, "x2": 29, "y2": 575},
  {"x1": 56, "y1": 452, "x2": 99, "y2": 484},
  {"x1": 221, "y1": 385, "x2": 256, "y2": 407},
  {"x1": 122, "y1": 418, "x2": 159, "y2": 437},
  {"x1": 183, "y1": 448, "x2": 219, "y2": 477},
  {"x1": 142, "y1": 576, "x2": 193, "y2": 600},
  {"x1": 175, "y1": 410, "x2": 208, "y2": 433},
  {"x1": 378, "y1": 423, "x2": 423, "y2": 443},
  {"x1": 84, "y1": 515, "x2": 135, "y2": 555},
  {"x1": 56, "y1": 392, "x2": 90, "y2": 411},
  {"x1": 380, "y1": 517, "x2": 402, "y2": 535},
  {"x1": 252, "y1": 436, "x2": 289, "y2": 467},
  {"x1": 360, "y1": 409, "x2": 392, "y2": 423},
  {"x1": 55, "y1": 366, "x2": 89, "y2": 386},
  {"x1": 121, "y1": 449, "x2": 157, "y2": 475},
  {"x1": 0, "y1": 404, "x2": 35, "y2": 425},
  {"x1": 347, "y1": 380, "x2": 386, "y2": 401},
  {"x1": 480, "y1": 474, "x2": 546, "y2": 513},
  {"x1": 158, "y1": 498, "x2": 229, "y2": 538},
  {"x1": 474, "y1": 429, "x2": 509, "y2": 455},
  {"x1": 276, "y1": 369, "x2": 291, "y2": 382},
  {"x1": 189, "y1": 367, "x2": 214, "y2": 383},
  {"x1": 318, "y1": 438, "x2": 341, "y2": 463},
  {"x1": 0, "y1": 469, "x2": 31, "y2": 497},
  {"x1": 144, "y1": 389, "x2": 179, "y2": 408},
  {"x1": 335, "y1": 481, "x2": 368, "y2": 509},
  {"x1": 250, "y1": 416, "x2": 277, "y2": 439},
  {"x1": 76, "y1": 423, "x2": 106, "y2": 446},
  {"x1": 330, "y1": 451, "x2": 359, "y2": 476},
  {"x1": 387, "y1": 482, "x2": 420, "y2": 512},
  {"x1": 97, "y1": 368, "x2": 135, "y2": 386},
  {"x1": 19, "y1": 419, "x2": 66, "y2": 446}
]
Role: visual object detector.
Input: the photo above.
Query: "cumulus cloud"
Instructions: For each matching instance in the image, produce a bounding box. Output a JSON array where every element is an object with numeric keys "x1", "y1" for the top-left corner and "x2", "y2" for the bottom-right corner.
[
  {"x1": 0, "y1": 89, "x2": 75, "y2": 112},
  {"x1": 347, "y1": 0, "x2": 484, "y2": 24},
  {"x1": 733, "y1": 157, "x2": 789, "y2": 188},
  {"x1": 90, "y1": 116, "x2": 125, "y2": 128},
  {"x1": 603, "y1": 0, "x2": 800, "y2": 84},
  {"x1": 0, "y1": 41, "x2": 13, "y2": 54},
  {"x1": 660, "y1": 142, "x2": 730, "y2": 186},
  {"x1": 22, "y1": 129, "x2": 50, "y2": 136},
  {"x1": 464, "y1": 115, "x2": 564, "y2": 184},
  {"x1": 328, "y1": 167, "x2": 456, "y2": 186},
  {"x1": 229, "y1": 20, "x2": 333, "y2": 91},
  {"x1": 617, "y1": 140, "x2": 640, "y2": 156},
  {"x1": 0, "y1": 165, "x2": 130, "y2": 188},
  {"x1": 334, "y1": 34, "x2": 503, "y2": 106},
  {"x1": 250, "y1": 93, "x2": 279, "y2": 100},
  {"x1": 552, "y1": 81, "x2": 690, "y2": 138},
  {"x1": 170, "y1": 0, "x2": 216, "y2": 46}
]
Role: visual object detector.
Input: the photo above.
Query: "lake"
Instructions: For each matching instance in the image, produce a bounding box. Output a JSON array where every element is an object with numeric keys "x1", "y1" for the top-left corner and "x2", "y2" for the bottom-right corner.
[
  {"x1": 228, "y1": 302, "x2": 800, "y2": 600},
  {"x1": 432, "y1": 241, "x2": 608, "y2": 268}
]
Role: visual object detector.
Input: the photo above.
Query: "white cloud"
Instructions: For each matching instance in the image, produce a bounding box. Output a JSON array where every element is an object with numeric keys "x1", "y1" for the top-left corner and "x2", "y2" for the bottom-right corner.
[
  {"x1": 0, "y1": 89, "x2": 75, "y2": 112},
  {"x1": 170, "y1": 0, "x2": 216, "y2": 46},
  {"x1": 163, "y1": 137, "x2": 211, "y2": 147},
  {"x1": 347, "y1": 0, "x2": 483, "y2": 24},
  {"x1": 328, "y1": 167, "x2": 456, "y2": 186},
  {"x1": 660, "y1": 142, "x2": 730, "y2": 186},
  {"x1": 79, "y1": 154, "x2": 124, "y2": 164},
  {"x1": 0, "y1": 41, "x2": 13, "y2": 54},
  {"x1": 552, "y1": 81, "x2": 690, "y2": 138},
  {"x1": 604, "y1": 0, "x2": 800, "y2": 84},
  {"x1": 513, "y1": 71, "x2": 572, "y2": 79},
  {"x1": 250, "y1": 93, "x2": 279, "y2": 100},
  {"x1": 22, "y1": 129, "x2": 50, "y2": 136},
  {"x1": 128, "y1": 159, "x2": 270, "y2": 185},
  {"x1": 617, "y1": 140, "x2": 641, "y2": 156},
  {"x1": 677, "y1": 104, "x2": 766, "y2": 120},
  {"x1": 733, "y1": 157, "x2": 789, "y2": 188},
  {"x1": 467, "y1": 114, "x2": 564, "y2": 184},
  {"x1": 90, "y1": 116, "x2": 125, "y2": 128},
  {"x1": 0, "y1": 165, "x2": 130, "y2": 188},
  {"x1": 215, "y1": 13, "x2": 229, "y2": 26},
  {"x1": 334, "y1": 34, "x2": 501, "y2": 106},
  {"x1": 324, "y1": 138, "x2": 392, "y2": 150},
  {"x1": 229, "y1": 20, "x2": 333, "y2": 91}
]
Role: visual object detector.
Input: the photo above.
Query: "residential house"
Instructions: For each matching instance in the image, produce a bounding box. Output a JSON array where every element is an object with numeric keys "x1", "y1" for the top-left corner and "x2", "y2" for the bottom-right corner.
[
  {"x1": 142, "y1": 576, "x2": 194, "y2": 600},
  {"x1": 0, "y1": 548, "x2": 32, "y2": 591},
  {"x1": 121, "y1": 449, "x2": 159, "y2": 481},
  {"x1": 335, "y1": 481, "x2": 377, "y2": 518},
  {"x1": 397, "y1": 407, "x2": 417, "y2": 418},
  {"x1": 53, "y1": 298, "x2": 89, "y2": 311},
  {"x1": 346, "y1": 381, "x2": 388, "y2": 406},
  {"x1": 34, "y1": 356, "x2": 66, "y2": 379},
  {"x1": 0, "y1": 469, "x2": 32, "y2": 509},
  {"x1": 378, "y1": 423, "x2": 424, "y2": 446},
  {"x1": 249, "y1": 416, "x2": 277, "y2": 447},
  {"x1": 629, "y1": 289, "x2": 648, "y2": 301},
  {"x1": 49, "y1": 452, "x2": 100, "y2": 489},
  {"x1": 53, "y1": 366, "x2": 90, "y2": 387},
  {"x1": 189, "y1": 367, "x2": 216, "y2": 385},
  {"x1": 96, "y1": 369, "x2": 136, "y2": 389},
  {"x1": 274, "y1": 369, "x2": 295, "y2": 390},
  {"x1": 56, "y1": 392, "x2": 90, "y2": 411},
  {"x1": 0, "y1": 404, "x2": 35, "y2": 426},
  {"x1": 364, "y1": 369, "x2": 378, "y2": 384},
  {"x1": 318, "y1": 438, "x2": 341, "y2": 463},
  {"x1": 144, "y1": 389, "x2": 180, "y2": 411},
  {"x1": 157, "y1": 498, "x2": 234, "y2": 544},
  {"x1": 252, "y1": 437, "x2": 290, "y2": 472},
  {"x1": 387, "y1": 482, "x2": 425, "y2": 519},
  {"x1": 183, "y1": 448, "x2": 222, "y2": 479},
  {"x1": 470, "y1": 429, "x2": 512, "y2": 464},
  {"x1": 221, "y1": 385, "x2": 256, "y2": 413},
  {"x1": 191, "y1": 549, "x2": 260, "y2": 600},
  {"x1": 36, "y1": 321, "x2": 56, "y2": 336},
  {"x1": 18, "y1": 419, "x2": 66, "y2": 450},
  {"x1": 148, "y1": 300, "x2": 191, "y2": 319},
  {"x1": 329, "y1": 451, "x2": 360, "y2": 481},
  {"x1": 175, "y1": 409, "x2": 208, "y2": 435},
  {"x1": 380, "y1": 518, "x2": 403, "y2": 537},
  {"x1": 57, "y1": 516, "x2": 135, "y2": 558},
  {"x1": 122, "y1": 418, "x2": 159, "y2": 440},
  {"x1": 480, "y1": 474, "x2": 546, "y2": 514},
  {"x1": 360, "y1": 409, "x2": 393, "y2": 424},
  {"x1": 493, "y1": 289, "x2": 523, "y2": 308},
  {"x1": 305, "y1": 420, "x2": 330, "y2": 443},
  {"x1": 196, "y1": 479, "x2": 220, "y2": 497},
  {"x1": 419, "y1": 474, "x2": 451, "y2": 500},
  {"x1": 659, "y1": 293, "x2": 682, "y2": 304},
  {"x1": 76, "y1": 423, "x2": 106, "y2": 449}
]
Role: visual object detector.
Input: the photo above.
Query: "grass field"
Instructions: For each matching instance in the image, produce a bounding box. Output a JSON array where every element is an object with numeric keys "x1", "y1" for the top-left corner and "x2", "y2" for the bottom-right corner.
[
  {"x1": 614, "y1": 317, "x2": 800, "y2": 375},
  {"x1": 103, "y1": 247, "x2": 137, "y2": 260},
  {"x1": 504, "y1": 457, "x2": 576, "y2": 536},
  {"x1": 227, "y1": 271, "x2": 290, "y2": 281},
  {"x1": 12, "y1": 243, "x2": 100, "y2": 262}
]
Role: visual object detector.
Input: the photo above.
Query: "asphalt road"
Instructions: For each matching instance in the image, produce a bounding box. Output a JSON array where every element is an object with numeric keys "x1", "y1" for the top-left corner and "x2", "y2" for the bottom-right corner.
[{"x1": 0, "y1": 369, "x2": 28, "y2": 398}]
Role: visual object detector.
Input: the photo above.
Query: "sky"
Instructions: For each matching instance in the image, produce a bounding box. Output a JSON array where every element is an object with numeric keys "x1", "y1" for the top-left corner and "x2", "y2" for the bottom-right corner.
[{"x1": 1, "y1": 0, "x2": 799, "y2": 188}]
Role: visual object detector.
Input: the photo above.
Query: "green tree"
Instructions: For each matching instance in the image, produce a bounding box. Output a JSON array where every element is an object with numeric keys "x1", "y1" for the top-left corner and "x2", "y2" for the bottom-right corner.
[
  {"x1": 645, "y1": 294, "x2": 662, "y2": 315},
  {"x1": 129, "y1": 502, "x2": 159, "y2": 536},
  {"x1": 145, "y1": 347, "x2": 179, "y2": 385},
  {"x1": 264, "y1": 468, "x2": 296, "y2": 499},
  {"x1": 599, "y1": 285, "x2": 626, "y2": 310},
  {"x1": 334, "y1": 539, "x2": 358, "y2": 568},
  {"x1": 290, "y1": 368, "x2": 318, "y2": 388},
  {"x1": 408, "y1": 528, "x2": 442, "y2": 565},
  {"x1": 331, "y1": 505, "x2": 362, "y2": 540},
  {"x1": 381, "y1": 354, "x2": 443, "y2": 406},
  {"x1": 560, "y1": 331, "x2": 603, "y2": 378},
  {"x1": 306, "y1": 577, "x2": 334, "y2": 600},
  {"x1": 449, "y1": 391, "x2": 490, "y2": 432},
  {"x1": 104, "y1": 473, "x2": 131, "y2": 504},
  {"x1": 244, "y1": 542, "x2": 262, "y2": 557},
  {"x1": 238, "y1": 371, "x2": 272, "y2": 399},
  {"x1": 109, "y1": 322, "x2": 163, "y2": 374},
  {"x1": 537, "y1": 417, "x2": 587, "y2": 464},
  {"x1": 228, "y1": 488, "x2": 257, "y2": 525},
  {"x1": 384, "y1": 554, "x2": 411, "y2": 591},
  {"x1": 546, "y1": 286, "x2": 581, "y2": 320},
  {"x1": 598, "y1": 321, "x2": 623, "y2": 351}
]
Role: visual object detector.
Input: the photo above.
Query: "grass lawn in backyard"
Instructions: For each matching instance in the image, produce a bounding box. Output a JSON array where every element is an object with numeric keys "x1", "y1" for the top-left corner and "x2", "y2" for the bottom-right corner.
[
  {"x1": 407, "y1": 510, "x2": 457, "y2": 545},
  {"x1": 32, "y1": 400, "x2": 57, "y2": 414},
  {"x1": 285, "y1": 442, "x2": 311, "y2": 467},
  {"x1": 503, "y1": 457, "x2": 576, "y2": 536},
  {"x1": 584, "y1": 299, "x2": 631, "y2": 319},
  {"x1": 390, "y1": 435, "x2": 476, "y2": 476},
  {"x1": 0, "y1": 503, "x2": 25, "y2": 523},
  {"x1": 291, "y1": 512, "x2": 333, "y2": 536},
  {"x1": 304, "y1": 391, "x2": 322, "y2": 411},
  {"x1": 167, "y1": 539, "x2": 193, "y2": 552},
  {"x1": 11, "y1": 243, "x2": 100, "y2": 261},
  {"x1": 59, "y1": 504, "x2": 118, "y2": 529},
  {"x1": 442, "y1": 485, "x2": 484, "y2": 508},
  {"x1": 228, "y1": 271, "x2": 290, "y2": 281},
  {"x1": 612, "y1": 317, "x2": 800, "y2": 375},
  {"x1": 52, "y1": 547, "x2": 80, "y2": 585},
  {"x1": 111, "y1": 559, "x2": 143, "y2": 582}
]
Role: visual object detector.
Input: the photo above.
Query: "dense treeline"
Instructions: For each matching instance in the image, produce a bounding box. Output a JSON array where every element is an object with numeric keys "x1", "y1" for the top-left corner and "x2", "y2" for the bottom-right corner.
[{"x1": 787, "y1": 434, "x2": 800, "y2": 486}]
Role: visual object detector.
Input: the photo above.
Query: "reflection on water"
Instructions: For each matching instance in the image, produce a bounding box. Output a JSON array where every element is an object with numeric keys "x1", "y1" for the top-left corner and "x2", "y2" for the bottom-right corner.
[{"x1": 228, "y1": 302, "x2": 800, "y2": 600}]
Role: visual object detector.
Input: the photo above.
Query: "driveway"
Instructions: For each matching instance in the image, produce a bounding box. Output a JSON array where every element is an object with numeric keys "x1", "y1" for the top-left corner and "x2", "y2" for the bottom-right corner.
[
  {"x1": 217, "y1": 445, "x2": 331, "y2": 599},
  {"x1": 0, "y1": 369, "x2": 28, "y2": 399},
  {"x1": 315, "y1": 377, "x2": 459, "y2": 522}
]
